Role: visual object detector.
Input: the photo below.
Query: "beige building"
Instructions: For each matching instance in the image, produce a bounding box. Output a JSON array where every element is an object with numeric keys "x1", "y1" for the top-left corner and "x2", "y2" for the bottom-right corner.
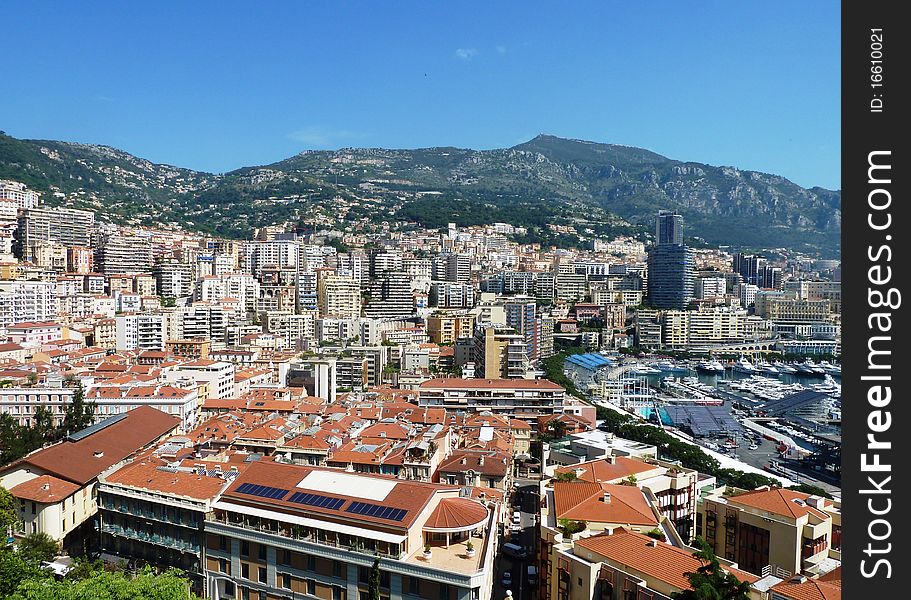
[
  {"x1": 427, "y1": 313, "x2": 476, "y2": 345},
  {"x1": 317, "y1": 273, "x2": 362, "y2": 318},
  {"x1": 546, "y1": 528, "x2": 762, "y2": 600},
  {"x1": 696, "y1": 486, "x2": 841, "y2": 577}
]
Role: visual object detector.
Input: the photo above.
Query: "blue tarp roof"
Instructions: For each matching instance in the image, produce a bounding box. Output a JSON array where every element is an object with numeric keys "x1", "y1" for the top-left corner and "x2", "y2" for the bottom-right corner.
[{"x1": 565, "y1": 353, "x2": 614, "y2": 370}]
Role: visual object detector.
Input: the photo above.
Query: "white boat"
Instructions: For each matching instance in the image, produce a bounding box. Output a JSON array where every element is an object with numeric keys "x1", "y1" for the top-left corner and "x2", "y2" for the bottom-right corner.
[
  {"x1": 732, "y1": 357, "x2": 757, "y2": 374},
  {"x1": 756, "y1": 359, "x2": 781, "y2": 377},
  {"x1": 695, "y1": 359, "x2": 725, "y2": 373},
  {"x1": 655, "y1": 360, "x2": 688, "y2": 372},
  {"x1": 818, "y1": 361, "x2": 842, "y2": 376},
  {"x1": 796, "y1": 359, "x2": 826, "y2": 375},
  {"x1": 772, "y1": 361, "x2": 797, "y2": 374},
  {"x1": 630, "y1": 365, "x2": 662, "y2": 375}
]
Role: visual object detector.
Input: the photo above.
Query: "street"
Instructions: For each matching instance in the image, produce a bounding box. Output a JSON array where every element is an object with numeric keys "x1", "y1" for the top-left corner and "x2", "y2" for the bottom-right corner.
[{"x1": 495, "y1": 479, "x2": 539, "y2": 600}]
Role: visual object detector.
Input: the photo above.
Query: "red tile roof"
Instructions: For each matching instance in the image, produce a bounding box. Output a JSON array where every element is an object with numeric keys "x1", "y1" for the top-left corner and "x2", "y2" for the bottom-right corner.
[
  {"x1": 555, "y1": 457, "x2": 660, "y2": 484},
  {"x1": 220, "y1": 461, "x2": 457, "y2": 530},
  {"x1": 103, "y1": 456, "x2": 240, "y2": 500},
  {"x1": 424, "y1": 498, "x2": 489, "y2": 530},
  {"x1": 553, "y1": 482, "x2": 657, "y2": 526},
  {"x1": 727, "y1": 487, "x2": 831, "y2": 520},
  {"x1": 438, "y1": 450, "x2": 511, "y2": 477},
  {"x1": 3, "y1": 406, "x2": 179, "y2": 486},
  {"x1": 575, "y1": 529, "x2": 759, "y2": 591},
  {"x1": 9, "y1": 475, "x2": 80, "y2": 503},
  {"x1": 770, "y1": 576, "x2": 841, "y2": 600}
]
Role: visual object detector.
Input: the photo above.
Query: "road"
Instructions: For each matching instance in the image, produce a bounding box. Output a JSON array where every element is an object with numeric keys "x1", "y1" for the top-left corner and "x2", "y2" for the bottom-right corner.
[{"x1": 495, "y1": 479, "x2": 539, "y2": 600}]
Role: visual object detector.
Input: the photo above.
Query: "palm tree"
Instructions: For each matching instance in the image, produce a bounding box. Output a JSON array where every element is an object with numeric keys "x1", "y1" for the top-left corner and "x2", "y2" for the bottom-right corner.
[{"x1": 672, "y1": 537, "x2": 751, "y2": 600}]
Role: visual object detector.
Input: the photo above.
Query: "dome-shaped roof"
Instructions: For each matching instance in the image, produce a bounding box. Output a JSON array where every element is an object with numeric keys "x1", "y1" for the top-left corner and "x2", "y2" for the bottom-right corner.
[{"x1": 424, "y1": 498, "x2": 489, "y2": 531}]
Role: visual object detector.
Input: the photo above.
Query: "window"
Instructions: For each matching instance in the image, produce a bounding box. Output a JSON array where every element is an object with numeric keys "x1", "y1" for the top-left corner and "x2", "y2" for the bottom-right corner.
[
  {"x1": 241, "y1": 563, "x2": 250, "y2": 579},
  {"x1": 258, "y1": 567, "x2": 267, "y2": 583},
  {"x1": 307, "y1": 580, "x2": 316, "y2": 595},
  {"x1": 333, "y1": 586, "x2": 343, "y2": 600},
  {"x1": 220, "y1": 535, "x2": 228, "y2": 551},
  {"x1": 258, "y1": 544, "x2": 267, "y2": 561},
  {"x1": 31, "y1": 502, "x2": 36, "y2": 515},
  {"x1": 308, "y1": 555, "x2": 316, "y2": 572},
  {"x1": 241, "y1": 540, "x2": 250, "y2": 556},
  {"x1": 333, "y1": 560, "x2": 343, "y2": 578},
  {"x1": 219, "y1": 558, "x2": 228, "y2": 574},
  {"x1": 439, "y1": 583, "x2": 449, "y2": 600},
  {"x1": 408, "y1": 577, "x2": 419, "y2": 595},
  {"x1": 281, "y1": 549, "x2": 292, "y2": 565},
  {"x1": 282, "y1": 573, "x2": 292, "y2": 589}
]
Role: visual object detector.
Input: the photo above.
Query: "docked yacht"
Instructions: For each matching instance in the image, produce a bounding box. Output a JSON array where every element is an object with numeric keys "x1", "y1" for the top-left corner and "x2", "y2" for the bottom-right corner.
[
  {"x1": 772, "y1": 361, "x2": 798, "y2": 374},
  {"x1": 655, "y1": 360, "x2": 688, "y2": 372},
  {"x1": 629, "y1": 365, "x2": 662, "y2": 375},
  {"x1": 755, "y1": 359, "x2": 780, "y2": 376},
  {"x1": 796, "y1": 358, "x2": 826, "y2": 375},
  {"x1": 818, "y1": 361, "x2": 842, "y2": 376},
  {"x1": 732, "y1": 356, "x2": 757, "y2": 374},
  {"x1": 695, "y1": 359, "x2": 726, "y2": 373}
]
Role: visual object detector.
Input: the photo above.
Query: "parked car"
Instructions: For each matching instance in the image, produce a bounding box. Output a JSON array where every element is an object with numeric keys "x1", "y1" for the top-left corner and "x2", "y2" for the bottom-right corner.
[{"x1": 502, "y1": 571, "x2": 512, "y2": 587}]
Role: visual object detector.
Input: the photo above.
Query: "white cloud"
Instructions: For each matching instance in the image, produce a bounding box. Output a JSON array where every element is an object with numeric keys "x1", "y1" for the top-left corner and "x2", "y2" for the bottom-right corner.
[
  {"x1": 455, "y1": 47, "x2": 478, "y2": 60},
  {"x1": 287, "y1": 126, "x2": 364, "y2": 147}
]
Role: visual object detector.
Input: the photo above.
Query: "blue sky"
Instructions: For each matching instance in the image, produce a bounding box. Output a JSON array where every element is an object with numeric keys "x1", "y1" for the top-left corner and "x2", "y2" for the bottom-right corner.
[{"x1": 0, "y1": 1, "x2": 840, "y2": 189}]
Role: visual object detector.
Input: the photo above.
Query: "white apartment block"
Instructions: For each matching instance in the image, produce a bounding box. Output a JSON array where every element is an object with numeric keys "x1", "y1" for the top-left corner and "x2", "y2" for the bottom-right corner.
[
  {"x1": 0, "y1": 180, "x2": 41, "y2": 209},
  {"x1": 0, "y1": 280, "x2": 57, "y2": 329},
  {"x1": 166, "y1": 360, "x2": 236, "y2": 400}
]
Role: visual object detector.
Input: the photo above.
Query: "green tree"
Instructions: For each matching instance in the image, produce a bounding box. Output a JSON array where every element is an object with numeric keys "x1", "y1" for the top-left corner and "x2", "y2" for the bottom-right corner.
[
  {"x1": 16, "y1": 532, "x2": 59, "y2": 565},
  {"x1": 0, "y1": 548, "x2": 46, "y2": 598},
  {"x1": 552, "y1": 471, "x2": 579, "y2": 483},
  {"x1": 10, "y1": 565, "x2": 201, "y2": 599},
  {"x1": 368, "y1": 556, "x2": 381, "y2": 600},
  {"x1": 557, "y1": 519, "x2": 587, "y2": 537},
  {"x1": 671, "y1": 537, "x2": 751, "y2": 600},
  {"x1": 59, "y1": 382, "x2": 94, "y2": 437},
  {"x1": 0, "y1": 488, "x2": 19, "y2": 539}
]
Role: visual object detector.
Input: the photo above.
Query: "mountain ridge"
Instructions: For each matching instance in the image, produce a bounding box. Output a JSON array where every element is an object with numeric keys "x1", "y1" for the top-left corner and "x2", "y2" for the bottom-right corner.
[{"x1": 0, "y1": 131, "x2": 840, "y2": 256}]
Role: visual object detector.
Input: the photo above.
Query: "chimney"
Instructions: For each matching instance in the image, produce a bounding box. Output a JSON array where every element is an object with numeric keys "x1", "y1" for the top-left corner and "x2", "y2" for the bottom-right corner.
[
  {"x1": 606, "y1": 455, "x2": 616, "y2": 464},
  {"x1": 461, "y1": 457, "x2": 467, "y2": 465},
  {"x1": 807, "y1": 495, "x2": 826, "y2": 509},
  {"x1": 93, "y1": 451, "x2": 104, "y2": 458},
  {"x1": 479, "y1": 455, "x2": 485, "y2": 467},
  {"x1": 647, "y1": 539, "x2": 657, "y2": 547},
  {"x1": 601, "y1": 492, "x2": 611, "y2": 503},
  {"x1": 42, "y1": 483, "x2": 51, "y2": 491}
]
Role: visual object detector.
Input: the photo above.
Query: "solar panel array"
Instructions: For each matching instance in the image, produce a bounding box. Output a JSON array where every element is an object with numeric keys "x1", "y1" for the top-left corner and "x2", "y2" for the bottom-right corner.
[
  {"x1": 287, "y1": 491, "x2": 345, "y2": 510},
  {"x1": 235, "y1": 482, "x2": 289, "y2": 500},
  {"x1": 663, "y1": 405, "x2": 743, "y2": 438},
  {"x1": 346, "y1": 501, "x2": 407, "y2": 522}
]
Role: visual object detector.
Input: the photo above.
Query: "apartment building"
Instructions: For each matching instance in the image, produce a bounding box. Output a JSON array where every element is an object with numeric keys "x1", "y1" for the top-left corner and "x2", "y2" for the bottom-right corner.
[
  {"x1": 696, "y1": 486, "x2": 841, "y2": 577},
  {"x1": 317, "y1": 273, "x2": 362, "y2": 318},
  {"x1": 427, "y1": 313, "x2": 476, "y2": 345},
  {"x1": 204, "y1": 462, "x2": 498, "y2": 600},
  {"x1": 0, "y1": 407, "x2": 179, "y2": 554},
  {"x1": 471, "y1": 325, "x2": 528, "y2": 379},
  {"x1": 418, "y1": 378, "x2": 566, "y2": 422},
  {"x1": 98, "y1": 454, "x2": 241, "y2": 594}
]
